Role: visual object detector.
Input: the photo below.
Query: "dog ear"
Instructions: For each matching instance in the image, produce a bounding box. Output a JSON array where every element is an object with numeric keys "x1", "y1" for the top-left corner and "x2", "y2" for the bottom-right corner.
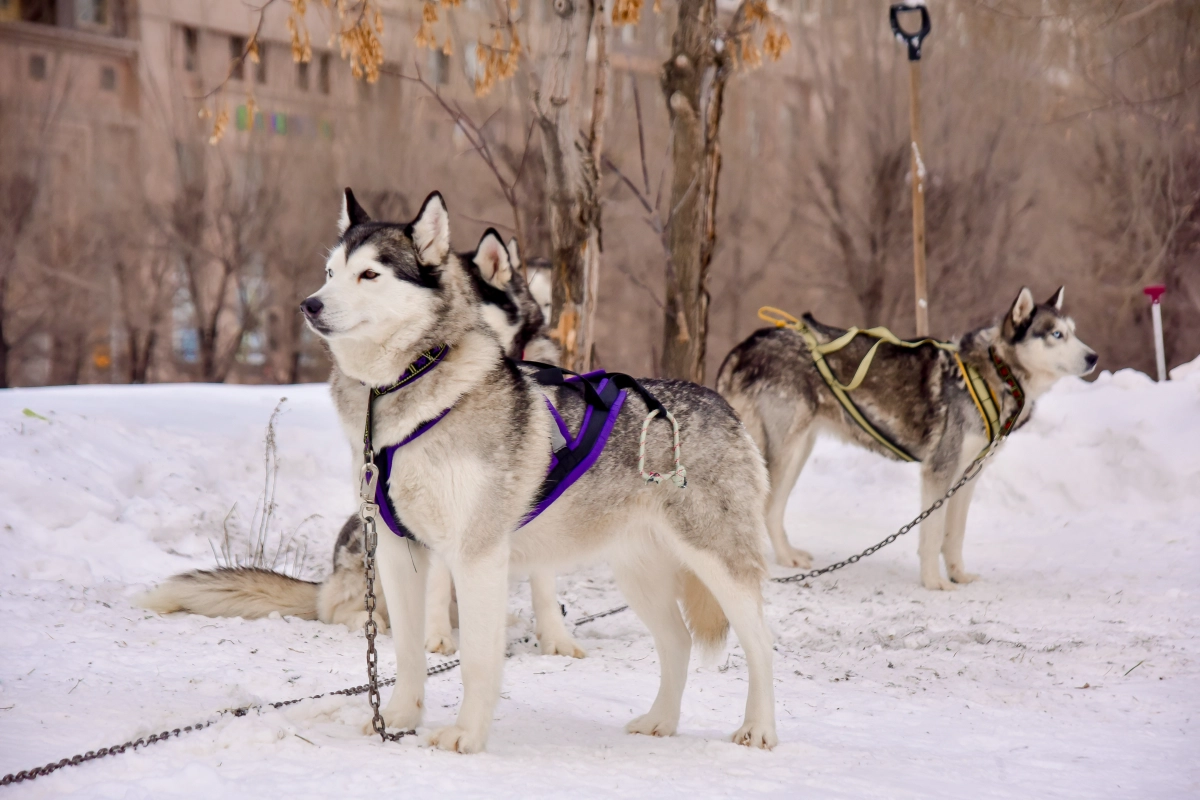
[
  {"x1": 473, "y1": 229, "x2": 512, "y2": 289},
  {"x1": 339, "y1": 188, "x2": 371, "y2": 235},
  {"x1": 505, "y1": 238, "x2": 522, "y2": 274},
  {"x1": 409, "y1": 191, "x2": 450, "y2": 266},
  {"x1": 1003, "y1": 287, "x2": 1036, "y2": 341},
  {"x1": 1046, "y1": 286, "x2": 1064, "y2": 312}
]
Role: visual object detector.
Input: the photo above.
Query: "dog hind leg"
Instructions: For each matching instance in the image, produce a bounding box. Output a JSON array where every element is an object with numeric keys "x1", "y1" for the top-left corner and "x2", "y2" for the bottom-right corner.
[
  {"x1": 530, "y1": 568, "x2": 586, "y2": 658},
  {"x1": 610, "y1": 550, "x2": 692, "y2": 739},
  {"x1": 424, "y1": 555, "x2": 458, "y2": 655},
  {"x1": 374, "y1": 531, "x2": 430, "y2": 732},
  {"x1": 764, "y1": 428, "x2": 816, "y2": 569},
  {"x1": 670, "y1": 543, "x2": 777, "y2": 749}
]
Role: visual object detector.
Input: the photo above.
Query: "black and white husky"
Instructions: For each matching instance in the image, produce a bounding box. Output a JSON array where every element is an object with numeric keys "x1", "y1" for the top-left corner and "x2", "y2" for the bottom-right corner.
[
  {"x1": 140, "y1": 227, "x2": 583, "y2": 657},
  {"x1": 718, "y1": 288, "x2": 1097, "y2": 590},
  {"x1": 301, "y1": 190, "x2": 775, "y2": 752}
]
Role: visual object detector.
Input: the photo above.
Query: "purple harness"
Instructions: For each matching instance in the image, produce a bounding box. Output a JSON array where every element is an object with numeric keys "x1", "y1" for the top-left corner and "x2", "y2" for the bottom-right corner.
[{"x1": 364, "y1": 350, "x2": 628, "y2": 540}]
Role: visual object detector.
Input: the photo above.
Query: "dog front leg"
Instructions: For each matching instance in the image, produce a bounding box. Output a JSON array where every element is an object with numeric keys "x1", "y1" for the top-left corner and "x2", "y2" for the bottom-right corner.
[
  {"x1": 429, "y1": 541, "x2": 510, "y2": 753},
  {"x1": 942, "y1": 479, "x2": 980, "y2": 584},
  {"x1": 918, "y1": 465, "x2": 956, "y2": 591},
  {"x1": 530, "y1": 569, "x2": 585, "y2": 658},
  {"x1": 375, "y1": 531, "x2": 430, "y2": 732}
]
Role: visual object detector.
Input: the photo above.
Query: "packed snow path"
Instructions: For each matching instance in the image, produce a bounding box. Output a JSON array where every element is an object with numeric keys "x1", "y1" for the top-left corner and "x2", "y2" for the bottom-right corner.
[{"x1": 1, "y1": 364, "x2": 1197, "y2": 798}]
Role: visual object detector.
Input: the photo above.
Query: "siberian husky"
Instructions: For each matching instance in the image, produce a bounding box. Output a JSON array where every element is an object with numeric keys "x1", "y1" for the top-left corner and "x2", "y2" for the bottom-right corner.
[
  {"x1": 717, "y1": 288, "x2": 1096, "y2": 590},
  {"x1": 301, "y1": 189, "x2": 776, "y2": 752},
  {"x1": 140, "y1": 227, "x2": 583, "y2": 658}
]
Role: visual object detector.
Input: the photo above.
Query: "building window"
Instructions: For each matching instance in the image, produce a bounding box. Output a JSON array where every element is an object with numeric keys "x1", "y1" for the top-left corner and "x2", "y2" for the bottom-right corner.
[
  {"x1": 75, "y1": 0, "x2": 109, "y2": 28},
  {"x1": 255, "y1": 46, "x2": 267, "y2": 84},
  {"x1": 29, "y1": 54, "x2": 47, "y2": 81},
  {"x1": 230, "y1": 36, "x2": 246, "y2": 80},
  {"x1": 429, "y1": 48, "x2": 449, "y2": 86},
  {"x1": 297, "y1": 60, "x2": 309, "y2": 91},
  {"x1": 183, "y1": 27, "x2": 198, "y2": 72},
  {"x1": 101, "y1": 65, "x2": 116, "y2": 90},
  {"x1": 319, "y1": 54, "x2": 331, "y2": 94}
]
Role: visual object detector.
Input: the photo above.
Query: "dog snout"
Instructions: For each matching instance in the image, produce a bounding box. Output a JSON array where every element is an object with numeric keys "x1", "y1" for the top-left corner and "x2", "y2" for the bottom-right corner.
[
  {"x1": 301, "y1": 297, "x2": 324, "y2": 318},
  {"x1": 1085, "y1": 351, "x2": 1098, "y2": 372}
]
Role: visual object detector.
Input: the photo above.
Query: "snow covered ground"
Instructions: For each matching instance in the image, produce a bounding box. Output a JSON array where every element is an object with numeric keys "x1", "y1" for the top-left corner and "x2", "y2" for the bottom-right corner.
[{"x1": 1, "y1": 363, "x2": 1197, "y2": 799}]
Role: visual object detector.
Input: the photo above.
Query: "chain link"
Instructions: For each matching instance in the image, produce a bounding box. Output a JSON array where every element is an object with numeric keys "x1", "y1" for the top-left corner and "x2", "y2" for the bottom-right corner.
[{"x1": 574, "y1": 437, "x2": 1008, "y2": 625}]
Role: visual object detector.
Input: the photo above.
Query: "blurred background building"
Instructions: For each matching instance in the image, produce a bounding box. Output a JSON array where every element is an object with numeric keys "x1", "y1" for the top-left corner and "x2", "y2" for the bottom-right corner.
[{"x1": 0, "y1": 0, "x2": 1196, "y2": 386}]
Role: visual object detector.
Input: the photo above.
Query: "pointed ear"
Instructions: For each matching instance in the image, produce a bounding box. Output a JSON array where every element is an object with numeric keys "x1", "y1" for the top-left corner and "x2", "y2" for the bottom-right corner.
[
  {"x1": 1003, "y1": 287, "x2": 1036, "y2": 341},
  {"x1": 409, "y1": 191, "x2": 450, "y2": 265},
  {"x1": 505, "y1": 238, "x2": 522, "y2": 274},
  {"x1": 1046, "y1": 286, "x2": 1064, "y2": 312},
  {"x1": 339, "y1": 188, "x2": 371, "y2": 235},
  {"x1": 473, "y1": 229, "x2": 512, "y2": 289}
]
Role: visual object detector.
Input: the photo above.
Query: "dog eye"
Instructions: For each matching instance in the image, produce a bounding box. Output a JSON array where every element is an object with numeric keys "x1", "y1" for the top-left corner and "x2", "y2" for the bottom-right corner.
[
  {"x1": 360, "y1": 270, "x2": 379, "y2": 281},
  {"x1": 1052, "y1": 330, "x2": 1063, "y2": 340}
]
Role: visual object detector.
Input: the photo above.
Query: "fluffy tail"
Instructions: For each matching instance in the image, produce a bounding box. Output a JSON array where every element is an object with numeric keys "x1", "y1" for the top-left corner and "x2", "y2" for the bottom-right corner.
[
  {"x1": 680, "y1": 569, "x2": 729, "y2": 656},
  {"x1": 139, "y1": 568, "x2": 319, "y2": 621}
]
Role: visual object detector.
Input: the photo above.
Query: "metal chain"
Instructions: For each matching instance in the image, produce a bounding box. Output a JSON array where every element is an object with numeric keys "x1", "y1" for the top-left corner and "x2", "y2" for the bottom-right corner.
[
  {"x1": 0, "y1": 657, "x2": 461, "y2": 787},
  {"x1": 574, "y1": 436, "x2": 1008, "y2": 625},
  {"x1": 772, "y1": 435, "x2": 1004, "y2": 584},
  {"x1": 358, "y1": 463, "x2": 411, "y2": 743}
]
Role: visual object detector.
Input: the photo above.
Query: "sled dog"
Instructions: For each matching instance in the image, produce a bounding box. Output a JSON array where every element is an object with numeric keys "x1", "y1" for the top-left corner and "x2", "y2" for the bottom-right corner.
[
  {"x1": 140, "y1": 230, "x2": 583, "y2": 658},
  {"x1": 717, "y1": 288, "x2": 1096, "y2": 589},
  {"x1": 302, "y1": 189, "x2": 776, "y2": 752}
]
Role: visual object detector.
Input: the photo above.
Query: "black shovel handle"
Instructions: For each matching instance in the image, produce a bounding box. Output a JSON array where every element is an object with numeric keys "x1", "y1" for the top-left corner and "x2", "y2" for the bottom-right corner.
[{"x1": 889, "y1": 3, "x2": 932, "y2": 61}]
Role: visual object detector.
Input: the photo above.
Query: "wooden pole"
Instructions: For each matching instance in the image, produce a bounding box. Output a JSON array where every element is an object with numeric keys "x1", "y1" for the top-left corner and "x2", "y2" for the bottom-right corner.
[{"x1": 908, "y1": 60, "x2": 929, "y2": 338}]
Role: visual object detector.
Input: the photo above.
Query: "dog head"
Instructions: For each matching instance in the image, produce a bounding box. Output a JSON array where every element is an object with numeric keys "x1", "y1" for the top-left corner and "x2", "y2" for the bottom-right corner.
[
  {"x1": 302, "y1": 189, "x2": 476, "y2": 382},
  {"x1": 465, "y1": 231, "x2": 547, "y2": 359},
  {"x1": 999, "y1": 286, "x2": 1097, "y2": 387}
]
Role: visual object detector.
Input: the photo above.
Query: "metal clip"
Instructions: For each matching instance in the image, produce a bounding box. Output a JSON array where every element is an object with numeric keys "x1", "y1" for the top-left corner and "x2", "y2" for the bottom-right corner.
[{"x1": 359, "y1": 462, "x2": 379, "y2": 502}]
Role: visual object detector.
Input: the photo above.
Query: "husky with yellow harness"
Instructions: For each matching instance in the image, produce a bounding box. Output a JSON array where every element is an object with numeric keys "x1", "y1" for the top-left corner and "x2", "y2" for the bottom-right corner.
[{"x1": 717, "y1": 287, "x2": 1097, "y2": 590}]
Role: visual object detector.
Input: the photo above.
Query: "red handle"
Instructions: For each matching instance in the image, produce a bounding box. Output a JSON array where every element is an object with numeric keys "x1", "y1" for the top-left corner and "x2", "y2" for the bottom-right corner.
[{"x1": 1144, "y1": 284, "x2": 1166, "y2": 304}]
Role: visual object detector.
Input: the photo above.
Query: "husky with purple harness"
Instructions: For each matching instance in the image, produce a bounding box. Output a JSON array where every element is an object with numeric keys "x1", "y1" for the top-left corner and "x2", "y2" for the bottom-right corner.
[{"x1": 305, "y1": 189, "x2": 777, "y2": 753}]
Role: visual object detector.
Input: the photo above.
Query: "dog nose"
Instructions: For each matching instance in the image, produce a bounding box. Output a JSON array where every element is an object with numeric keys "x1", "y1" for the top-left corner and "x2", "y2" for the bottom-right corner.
[
  {"x1": 301, "y1": 297, "x2": 323, "y2": 318},
  {"x1": 1086, "y1": 352, "x2": 1098, "y2": 370}
]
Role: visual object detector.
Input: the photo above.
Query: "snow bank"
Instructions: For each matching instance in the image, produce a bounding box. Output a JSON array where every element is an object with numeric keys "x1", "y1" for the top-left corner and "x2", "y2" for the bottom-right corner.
[{"x1": 0, "y1": 364, "x2": 1197, "y2": 798}]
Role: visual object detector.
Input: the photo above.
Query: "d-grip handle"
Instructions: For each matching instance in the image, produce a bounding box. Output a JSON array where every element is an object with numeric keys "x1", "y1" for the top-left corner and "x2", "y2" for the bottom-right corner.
[{"x1": 889, "y1": 3, "x2": 932, "y2": 61}]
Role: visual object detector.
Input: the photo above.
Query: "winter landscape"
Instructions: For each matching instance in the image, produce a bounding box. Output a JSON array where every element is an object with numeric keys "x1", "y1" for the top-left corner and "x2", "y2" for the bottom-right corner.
[{"x1": 1, "y1": 361, "x2": 1196, "y2": 798}]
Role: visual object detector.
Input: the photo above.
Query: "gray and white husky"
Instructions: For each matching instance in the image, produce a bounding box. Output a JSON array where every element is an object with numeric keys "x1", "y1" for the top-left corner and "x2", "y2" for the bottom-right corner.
[
  {"x1": 304, "y1": 189, "x2": 776, "y2": 752},
  {"x1": 717, "y1": 288, "x2": 1097, "y2": 590},
  {"x1": 140, "y1": 226, "x2": 583, "y2": 658}
]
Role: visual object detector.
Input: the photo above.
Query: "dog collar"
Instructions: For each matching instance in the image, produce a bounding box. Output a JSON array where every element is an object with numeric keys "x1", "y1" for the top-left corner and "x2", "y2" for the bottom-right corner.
[
  {"x1": 362, "y1": 344, "x2": 450, "y2": 462},
  {"x1": 988, "y1": 347, "x2": 1026, "y2": 436}
]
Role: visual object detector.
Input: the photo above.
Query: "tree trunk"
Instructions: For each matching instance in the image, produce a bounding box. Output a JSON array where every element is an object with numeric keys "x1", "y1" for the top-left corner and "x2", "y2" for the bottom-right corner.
[
  {"x1": 660, "y1": 0, "x2": 730, "y2": 383},
  {"x1": 535, "y1": 0, "x2": 607, "y2": 373},
  {"x1": 0, "y1": 277, "x2": 8, "y2": 389}
]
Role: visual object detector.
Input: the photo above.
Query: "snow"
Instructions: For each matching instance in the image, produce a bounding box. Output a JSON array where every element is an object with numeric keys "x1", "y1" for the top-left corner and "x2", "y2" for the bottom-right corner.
[{"x1": 1, "y1": 365, "x2": 1198, "y2": 798}]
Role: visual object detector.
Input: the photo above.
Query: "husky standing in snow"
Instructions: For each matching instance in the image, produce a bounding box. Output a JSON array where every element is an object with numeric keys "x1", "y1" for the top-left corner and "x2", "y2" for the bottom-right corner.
[
  {"x1": 300, "y1": 189, "x2": 775, "y2": 752},
  {"x1": 717, "y1": 288, "x2": 1097, "y2": 590},
  {"x1": 141, "y1": 225, "x2": 585, "y2": 658}
]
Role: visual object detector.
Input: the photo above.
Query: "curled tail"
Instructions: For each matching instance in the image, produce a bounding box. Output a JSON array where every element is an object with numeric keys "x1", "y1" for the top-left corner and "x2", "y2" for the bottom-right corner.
[
  {"x1": 680, "y1": 569, "x2": 729, "y2": 656},
  {"x1": 139, "y1": 568, "x2": 319, "y2": 621}
]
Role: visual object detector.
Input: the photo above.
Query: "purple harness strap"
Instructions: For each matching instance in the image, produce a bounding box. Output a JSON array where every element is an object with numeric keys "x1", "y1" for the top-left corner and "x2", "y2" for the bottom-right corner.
[{"x1": 373, "y1": 408, "x2": 451, "y2": 540}]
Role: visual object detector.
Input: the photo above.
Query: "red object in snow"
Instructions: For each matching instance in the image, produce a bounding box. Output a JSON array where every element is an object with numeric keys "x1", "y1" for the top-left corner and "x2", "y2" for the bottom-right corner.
[{"x1": 1144, "y1": 285, "x2": 1166, "y2": 304}]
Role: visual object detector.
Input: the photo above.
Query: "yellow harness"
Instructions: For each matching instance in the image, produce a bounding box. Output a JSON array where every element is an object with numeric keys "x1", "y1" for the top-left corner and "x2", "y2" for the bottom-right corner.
[{"x1": 758, "y1": 307, "x2": 1001, "y2": 462}]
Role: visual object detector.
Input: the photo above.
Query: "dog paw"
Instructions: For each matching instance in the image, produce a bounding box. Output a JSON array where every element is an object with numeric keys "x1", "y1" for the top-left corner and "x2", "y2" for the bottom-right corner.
[
  {"x1": 361, "y1": 695, "x2": 422, "y2": 734},
  {"x1": 922, "y1": 575, "x2": 957, "y2": 591},
  {"x1": 776, "y1": 546, "x2": 813, "y2": 570},
  {"x1": 626, "y1": 712, "x2": 678, "y2": 738},
  {"x1": 429, "y1": 724, "x2": 487, "y2": 753},
  {"x1": 731, "y1": 721, "x2": 778, "y2": 749},
  {"x1": 948, "y1": 570, "x2": 980, "y2": 584},
  {"x1": 537, "y1": 632, "x2": 586, "y2": 659},
  {"x1": 425, "y1": 631, "x2": 458, "y2": 655}
]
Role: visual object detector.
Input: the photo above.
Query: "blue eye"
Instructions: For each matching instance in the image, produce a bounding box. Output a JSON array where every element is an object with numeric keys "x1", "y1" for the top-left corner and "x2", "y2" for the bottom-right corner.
[{"x1": 1052, "y1": 330, "x2": 1064, "y2": 339}]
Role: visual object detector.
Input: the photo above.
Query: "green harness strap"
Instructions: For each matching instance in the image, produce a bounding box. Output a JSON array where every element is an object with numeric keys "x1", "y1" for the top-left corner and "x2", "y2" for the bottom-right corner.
[{"x1": 758, "y1": 307, "x2": 1001, "y2": 463}]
